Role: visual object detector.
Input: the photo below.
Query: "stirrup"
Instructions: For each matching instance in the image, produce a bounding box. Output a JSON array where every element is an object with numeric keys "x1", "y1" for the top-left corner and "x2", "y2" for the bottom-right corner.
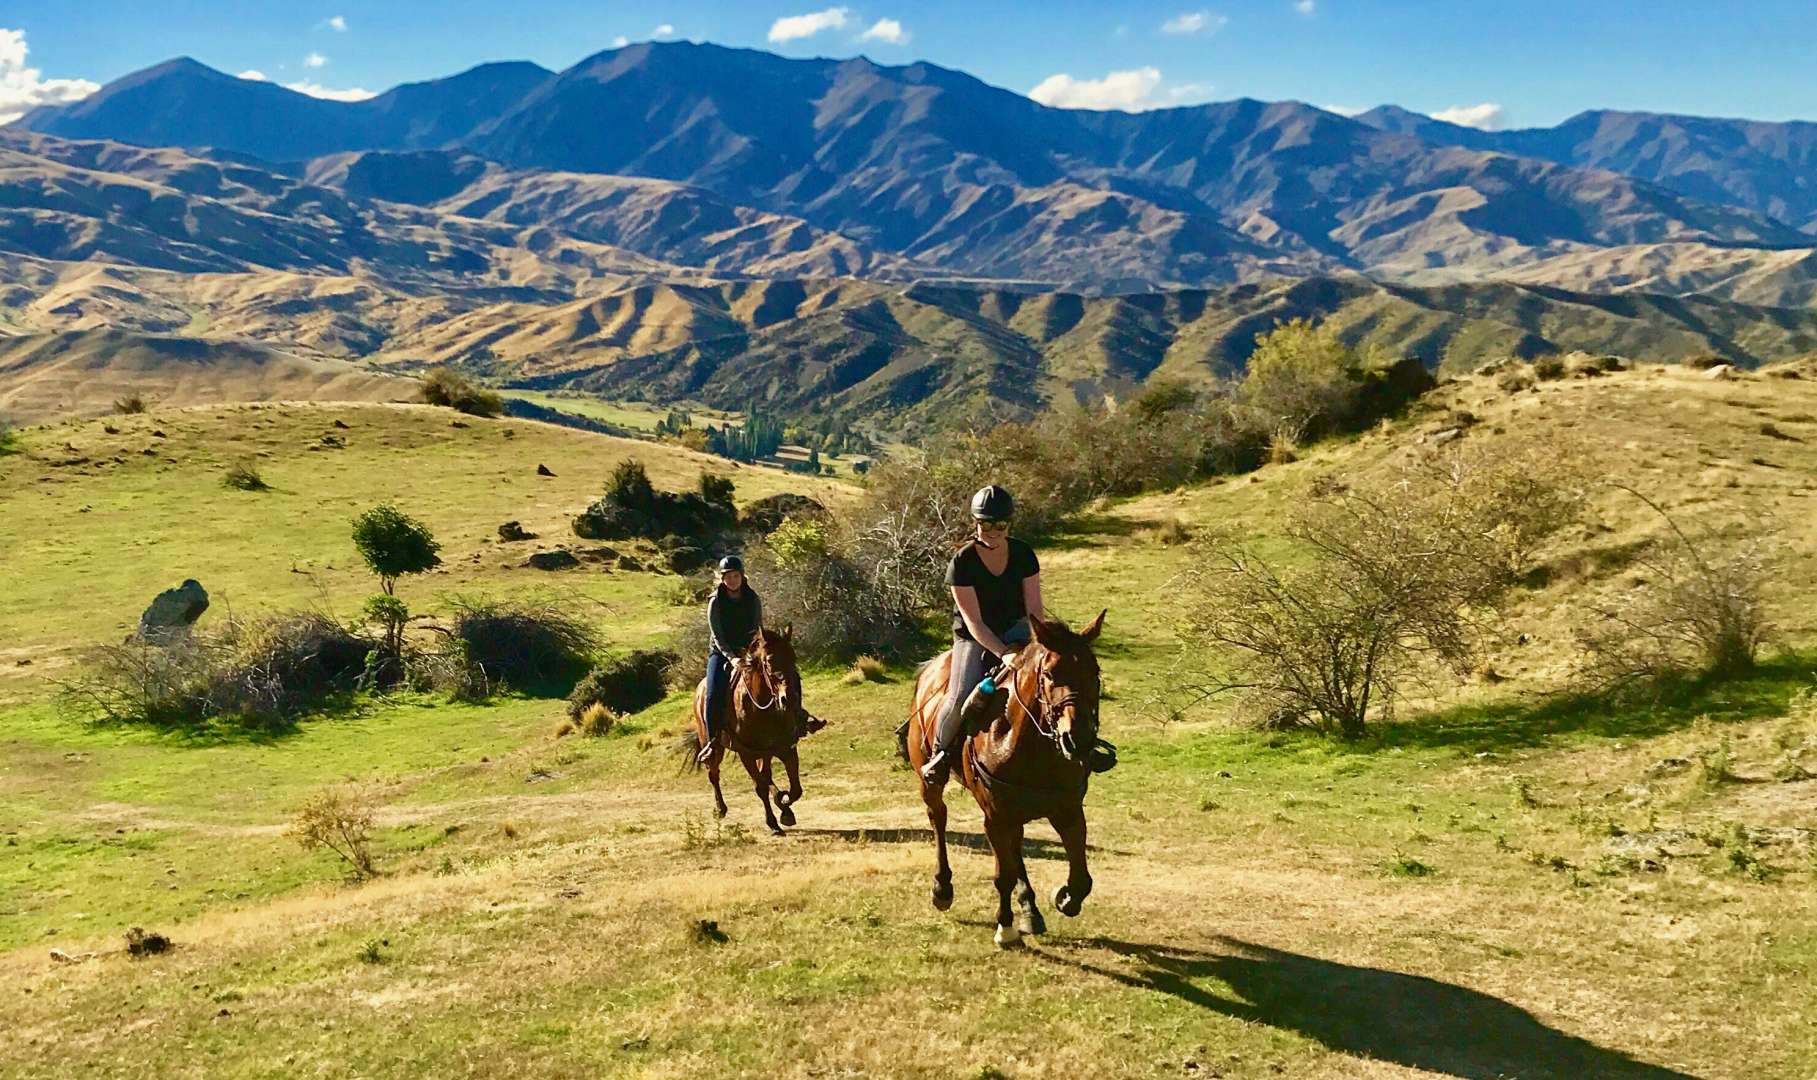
[
  {"x1": 696, "y1": 737, "x2": 718, "y2": 764},
  {"x1": 919, "y1": 745, "x2": 954, "y2": 783}
]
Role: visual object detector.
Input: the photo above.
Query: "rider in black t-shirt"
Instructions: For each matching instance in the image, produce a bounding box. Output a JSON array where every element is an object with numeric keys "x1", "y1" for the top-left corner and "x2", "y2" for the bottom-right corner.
[{"x1": 921, "y1": 484, "x2": 1044, "y2": 784}]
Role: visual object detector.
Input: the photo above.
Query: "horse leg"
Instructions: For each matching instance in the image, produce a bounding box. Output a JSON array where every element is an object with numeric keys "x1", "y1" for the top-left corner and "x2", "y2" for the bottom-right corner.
[
  {"x1": 772, "y1": 746, "x2": 802, "y2": 828},
  {"x1": 923, "y1": 776, "x2": 954, "y2": 911},
  {"x1": 706, "y1": 747, "x2": 729, "y2": 819},
  {"x1": 1014, "y1": 860, "x2": 1047, "y2": 938},
  {"x1": 1051, "y1": 806, "x2": 1093, "y2": 917},
  {"x1": 987, "y1": 817, "x2": 1025, "y2": 949},
  {"x1": 740, "y1": 752, "x2": 783, "y2": 835}
]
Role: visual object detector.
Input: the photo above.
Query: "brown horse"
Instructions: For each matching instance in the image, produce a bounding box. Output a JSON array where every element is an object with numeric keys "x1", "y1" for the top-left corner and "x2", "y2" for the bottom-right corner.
[
  {"x1": 686, "y1": 627, "x2": 806, "y2": 835},
  {"x1": 906, "y1": 611, "x2": 1107, "y2": 947}
]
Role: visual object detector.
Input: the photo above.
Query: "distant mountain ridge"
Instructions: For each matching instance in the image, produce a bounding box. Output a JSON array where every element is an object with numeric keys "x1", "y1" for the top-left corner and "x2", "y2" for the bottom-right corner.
[{"x1": 15, "y1": 44, "x2": 1814, "y2": 292}]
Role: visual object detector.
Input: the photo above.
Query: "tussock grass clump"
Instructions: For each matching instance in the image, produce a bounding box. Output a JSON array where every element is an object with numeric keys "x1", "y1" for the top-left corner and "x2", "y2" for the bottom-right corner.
[
  {"x1": 841, "y1": 655, "x2": 889, "y2": 685},
  {"x1": 445, "y1": 598, "x2": 601, "y2": 698},
  {"x1": 420, "y1": 367, "x2": 504, "y2": 417},
  {"x1": 113, "y1": 393, "x2": 148, "y2": 415},
  {"x1": 124, "y1": 927, "x2": 173, "y2": 957},
  {"x1": 288, "y1": 786, "x2": 378, "y2": 880},
  {"x1": 0, "y1": 416, "x2": 19, "y2": 456},
  {"x1": 1531, "y1": 354, "x2": 1568, "y2": 381},
  {"x1": 578, "y1": 702, "x2": 618, "y2": 737},
  {"x1": 568, "y1": 649, "x2": 675, "y2": 719},
  {"x1": 62, "y1": 611, "x2": 371, "y2": 730},
  {"x1": 223, "y1": 461, "x2": 268, "y2": 491},
  {"x1": 1152, "y1": 518, "x2": 1194, "y2": 546}
]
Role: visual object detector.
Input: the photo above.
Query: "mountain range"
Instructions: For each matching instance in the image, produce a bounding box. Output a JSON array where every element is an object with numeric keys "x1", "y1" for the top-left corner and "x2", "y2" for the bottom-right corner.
[{"x1": 5, "y1": 42, "x2": 1817, "y2": 432}]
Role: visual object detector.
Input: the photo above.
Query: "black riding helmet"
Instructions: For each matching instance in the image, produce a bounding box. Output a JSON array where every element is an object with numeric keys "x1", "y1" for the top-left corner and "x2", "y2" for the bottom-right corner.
[
  {"x1": 970, "y1": 484, "x2": 1014, "y2": 521},
  {"x1": 717, "y1": 555, "x2": 745, "y2": 573}
]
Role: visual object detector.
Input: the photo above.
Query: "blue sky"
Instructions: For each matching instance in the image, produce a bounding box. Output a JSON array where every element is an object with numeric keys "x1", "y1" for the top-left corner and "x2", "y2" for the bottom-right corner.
[{"x1": 7, "y1": 1, "x2": 1817, "y2": 127}]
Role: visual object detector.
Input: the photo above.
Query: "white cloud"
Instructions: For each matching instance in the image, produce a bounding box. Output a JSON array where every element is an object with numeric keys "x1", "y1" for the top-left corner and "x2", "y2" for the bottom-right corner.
[
  {"x1": 652, "y1": 23, "x2": 676, "y2": 37},
  {"x1": 1293, "y1": 0, "x2": 1316, "y2": 14},
  {"x1": 1161, "y1": 11, "x2": 1227, "y2": 35},
  {"x1": 612, "y1": 35, "x2": 630, "y2": 47},
  {"x1": 768, "y1": 7, "x2": 849, "y2": 43},
  {"x1": 284, "y1": 79, "x2": 375, "y2": 102},
  {"x1": 237, "y1": 69, "x2": 269, "y2": 81},
  {"x1": 1430, "y1": 101, "x2": 1504, "y2": 129},
  {"x1": 0, "y1": 28, "x2": 99, "y2": 124},
  {"x1": 859, "y1": 18, "x2": 908, "y2": 45},
  {"x1": 1166, "y1": 82, "x2": 1215, "y2": 104},
  {"x1": 304, "y1": 51, "x2": 328, "y2": 68},
  {"x1": 1029, "y1": 67, "x2": 1165, "y2": 111},
  {"x1": 1320, "y1": 103, "x2": 1366, "y2": 117},
  {"x1": 323, "y1": 15, "x2": 347, "y2": 32}
]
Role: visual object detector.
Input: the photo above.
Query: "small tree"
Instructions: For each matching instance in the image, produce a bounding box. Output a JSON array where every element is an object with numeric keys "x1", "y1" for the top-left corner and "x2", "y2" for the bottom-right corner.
[
  {"x1": 351, "y1": 504, "x2": 441, "y2": 595},
  {"x1": 420, "y1": 368, "x2": 504, "y2": 418},
  {"x1": 1175, "y1": 438, "x2": 1586, "y2": 737},
  {"x1": 289, "y1": 786, "x2": 378, "y2": 880},
  {"x1": 1237, "y1": 318, "x2": 1371, "y2": 441},
  {"x1": 361, "y1": 594, "x2": 410, "y2": 667}
]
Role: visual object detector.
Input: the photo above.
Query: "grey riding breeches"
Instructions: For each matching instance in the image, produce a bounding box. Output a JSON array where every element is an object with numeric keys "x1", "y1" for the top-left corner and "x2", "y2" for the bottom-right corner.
[{"x1": 934, "y1": 620, "x2": 1031, "y2": 751}]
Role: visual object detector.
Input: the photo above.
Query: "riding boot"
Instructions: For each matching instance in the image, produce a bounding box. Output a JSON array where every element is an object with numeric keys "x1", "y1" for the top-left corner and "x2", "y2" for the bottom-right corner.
[
  {"x1": 957, "y1": 671, "x2": 1010, "y2": 736},
  {"x1": 919, "y1": 743, "x2": 956, "y2": 784}
]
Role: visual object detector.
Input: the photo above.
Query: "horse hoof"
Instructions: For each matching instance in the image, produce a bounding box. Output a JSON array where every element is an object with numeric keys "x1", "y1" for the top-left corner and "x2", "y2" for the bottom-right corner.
[
  {"x1": 770, "y1": 825, "x2": 785, "y2": 837},
  {"x1": 932, "y1": 883, "x2": 954, "y2": 911},
  {"x1": 714, "y1": 804, "x2": 728, "y2": 820},
  {"x1": 779, "y1": 805, "x2": 796, "y2": 827},
  {"x1": 1053, "y1": 886, "x2": 1084, "y2": 918},
  {"x1": 994, "y1": 924, "x2": 1023, "y2": 949},
  {"x1": 1016, "y1": 910, "x2": 1046, "y2": 937}
]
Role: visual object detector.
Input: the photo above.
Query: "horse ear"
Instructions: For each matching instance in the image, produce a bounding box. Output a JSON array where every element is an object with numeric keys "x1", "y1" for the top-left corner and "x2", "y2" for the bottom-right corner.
[
  {"x1": 783, "y1": 622, "x2": 793, "y2": 642},
  {"x1": 1028, "y1": 613, "x2": 1051, "y2": 646},
  {"x1": 1082, "y1": 608, "x2": 1107, "y2": 643}
]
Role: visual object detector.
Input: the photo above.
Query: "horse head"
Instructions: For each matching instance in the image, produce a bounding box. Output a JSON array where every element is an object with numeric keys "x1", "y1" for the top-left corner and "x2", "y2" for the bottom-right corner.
[
  {"x1": 1026, "y1": 610, "x2": 1107, "y2": 764},
  {"x1": 742, "y1": 626, "x2": 800, "y2": 716}
]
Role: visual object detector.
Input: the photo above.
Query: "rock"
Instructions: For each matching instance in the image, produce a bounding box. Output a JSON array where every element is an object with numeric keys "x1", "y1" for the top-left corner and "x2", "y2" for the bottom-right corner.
[
  {"x1": 319, "y1": 434, "x2": 345, "y2": 449},
  {"x1": 498, "y1": 521, "x2": 536, "y2": 542},
  {"x1": 332, "y1": 419, "x2": 350, "y2": 429},
  {"x1": 132, "y1": 580, "x2": 209, "y2": 644},
  {"x1": 1431, "y1": 428, "x2": 1462, "y2": 445},
  {"x1": 616, "y1": 555, "x2": 645, "y2": 573},
  {"x1": 536, "y1": 464, "x2": 555, "y2": 477},
  {"x1": 151, "y1": 430, "x2": 166, "y2": 439},
  {"x1": 1702, "y1": 364, "x2": 1735, "y2": 380},
  {"x1": 526, "y1": 550, "x2": 581, "y2": 571}
]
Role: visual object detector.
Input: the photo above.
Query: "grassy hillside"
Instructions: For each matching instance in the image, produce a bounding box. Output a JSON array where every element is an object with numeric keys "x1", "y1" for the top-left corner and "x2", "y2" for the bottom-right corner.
[{"x1": 2, "y1": 367, "x2": 1814, "y2": 1077}]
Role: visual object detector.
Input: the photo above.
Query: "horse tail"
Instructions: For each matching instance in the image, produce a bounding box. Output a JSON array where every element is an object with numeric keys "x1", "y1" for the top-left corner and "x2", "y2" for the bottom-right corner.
[{"x1": 674, "y1": 726, "x2": 704, "y2": 773}]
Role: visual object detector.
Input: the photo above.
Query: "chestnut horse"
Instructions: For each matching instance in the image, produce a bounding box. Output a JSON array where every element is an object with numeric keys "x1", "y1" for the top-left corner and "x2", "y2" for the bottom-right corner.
[
  {"x1": 905, "y1": 611, "x2": 1107, "y2": 947},
  {"x1": 686, "y1": 627, "x2": 806, "y2": 835}
]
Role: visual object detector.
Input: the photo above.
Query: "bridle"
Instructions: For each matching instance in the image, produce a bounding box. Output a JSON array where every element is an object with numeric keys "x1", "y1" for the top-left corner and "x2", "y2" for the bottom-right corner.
[
  {"x1": 1006, "y1": 643, "x2": 1097, "y2": 761},
  {"x1": 737, "y1": 643, "x2": 788, "y2": 716}
]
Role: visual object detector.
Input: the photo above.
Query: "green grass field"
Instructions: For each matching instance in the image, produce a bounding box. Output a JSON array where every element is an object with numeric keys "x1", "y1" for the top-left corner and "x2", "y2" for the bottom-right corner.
[{"x1": 2, "y1": 371, "x2": 1815, "y2": 1077}]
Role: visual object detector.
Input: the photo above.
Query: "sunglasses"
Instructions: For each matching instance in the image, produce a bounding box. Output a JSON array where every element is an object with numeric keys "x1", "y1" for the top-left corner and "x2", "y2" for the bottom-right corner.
[{"x1": 978, "y1": 519, "x2": 1011, "y2": 531}]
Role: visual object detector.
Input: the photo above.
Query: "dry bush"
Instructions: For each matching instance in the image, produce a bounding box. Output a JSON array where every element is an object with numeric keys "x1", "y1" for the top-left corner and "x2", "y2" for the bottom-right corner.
[
  {"x1": 443, "y1": 597, "x2": 601, "y2": 696},
  {"x1": 1531, "y1": 354, "x2": 1568, "y2": 381},
  {"x1": 420, "y1": 367, "x2": 504, "y2": 417},
  {"x1": 1576, "y1": 491, "x2": 1775, "y2": 692},
  {"x1": 288, "y1": 786, "x2": 378, "y2": 880},
  {"x1": 1495, "y1": 366, "x2": 1536, "y2": 393},
  {"x1": 61, "y1": 612, "x2": 371, "y2": 729},
  {"x1": 113, "y1": 393, "x2": 148, "y2": 415},
  {"x1": 1175, "y1": 437, "x2": 1587, "y2": 737},
  {"x1": 1152, "y1": 518, "x2": 1194, "y2": 546},
  {"x1": 841, "y1": 656, "x2": 889, "y2": 685}
]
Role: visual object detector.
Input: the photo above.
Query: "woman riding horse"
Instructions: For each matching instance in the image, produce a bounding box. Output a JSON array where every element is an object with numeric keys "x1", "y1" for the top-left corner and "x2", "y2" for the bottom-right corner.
[
  {"x1": 921, "y1": 485, "x2": 1043, "y2": 785},
  {"x1": 699, "y1": 555, "x2": 764, "y2": 764}
]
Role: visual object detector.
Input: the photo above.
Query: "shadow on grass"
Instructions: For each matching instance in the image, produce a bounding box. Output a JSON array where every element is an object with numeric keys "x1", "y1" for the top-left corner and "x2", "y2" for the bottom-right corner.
[
  {"x1": 790, "y1": 826, "x2": 1127, "y2": 858},
  {"x1": 1373, "y1": 653, "x2": 1817, "y2": 755},
  {"x1": 1040, "y1": 511, "x2": 1149, "y2": 552},
  {"x1": 1035, "y1": 936, "x2": 1698, "y2": 1079}
]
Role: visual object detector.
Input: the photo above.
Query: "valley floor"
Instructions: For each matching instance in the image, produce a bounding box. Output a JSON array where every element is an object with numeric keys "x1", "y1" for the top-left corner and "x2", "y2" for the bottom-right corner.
[{"x1": 3, "y1": 372, "x2": 1815, "y2": 1078}]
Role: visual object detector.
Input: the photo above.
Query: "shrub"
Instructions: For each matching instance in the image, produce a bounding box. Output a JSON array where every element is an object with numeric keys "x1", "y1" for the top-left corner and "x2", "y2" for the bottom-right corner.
[
  {"x1": 1236, "y1": 319, "x2": 1370, "y2": 440},
  {"x1": 0, "y1": 416, "x2": 19, "y2": 456},
  {"x1": 1495, "y1": 366, "x2": 1536, "y2": 394},
  {"x1": 62, "y1": 612, "x2": 371, "y2": 729},
  {"x1": 113, "y1": 393, "x2": 148, "y2": 415},
  {"x1": 351, "y1": 504, "x2": 441, "y2": 595},
  {"x1": 360, "y1": 594, "x2": 410, "y2": 666},
  {"x1": 288, "y1": 786, "x2": 378, "y2": 880},
  {"x1": 572, "y1": 463, "x2": 737, "y2": 547},
  {"x1": 1683, "y1": 353, "x2": 1728, "y2": 371},
  {"x1": 568, "y1": 649, "x2": 676, "y2": 718},
  {"x1": 1531, "y1": 354, "x2": 1568, "y2": 381},
  {"x1": 444, "y1": 598, "x2": 601, "y2": 696},
  {"x1": 1175, "y1": 437, "x2": 1586, "y2": 737},
  {"x1": 420, "y1": 368, "x2": 504, "y2": 417},
  {"x1": 223, "y1": 461, "x2": 268, "y2": 491},
  {"x1": 1576, "y1": 490, "x2": 1775, "y2": 691}
]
